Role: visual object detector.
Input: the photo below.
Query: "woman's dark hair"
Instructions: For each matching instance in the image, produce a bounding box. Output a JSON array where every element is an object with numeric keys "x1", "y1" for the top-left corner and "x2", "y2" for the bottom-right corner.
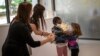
[
  {"x1": 11, "y1": 2, "x2": 32, "y2": 32},
  {"x1": 31, "y1": 4, "x2": 46, "y2": 30},
  {"x1": 53, "y1": 17, "x2": 61, "y2": 25}
]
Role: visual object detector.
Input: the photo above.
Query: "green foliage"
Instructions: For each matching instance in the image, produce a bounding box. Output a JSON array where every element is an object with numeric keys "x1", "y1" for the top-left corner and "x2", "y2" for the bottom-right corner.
[
  {"x1": 28, "y1": 0, "x2": 32, "y2": 2},
  {"x1": 0, "y1": 5, "x2": 5, "y2": 9},
  {"x1": 11, "y1": 0, "x2": 32, "y2": 6},
  {"x1": 11, "y1": 0, "x2": 23, "y2": 6}
]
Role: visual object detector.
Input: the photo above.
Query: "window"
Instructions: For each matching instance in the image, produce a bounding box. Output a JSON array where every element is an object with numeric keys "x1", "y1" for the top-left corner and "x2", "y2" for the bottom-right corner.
[
  {"x1": 0, "y1": 0, "x2": 7, "y2": 24},
  {"x1": 42, "y1": 0, "x2": 54, "y2": 19},
  {"x1": 10, "y1": 0, "x2": 36, "y2": 22},
  {"x1": 0, "y1": 0, "x2": 37, "y2": 24},
  {"x1": 32, "y1": 0, "x2": 37, "y2": 7},
  {"x1": 10, "y1": 0, "x2": 27, "y2": 22}
]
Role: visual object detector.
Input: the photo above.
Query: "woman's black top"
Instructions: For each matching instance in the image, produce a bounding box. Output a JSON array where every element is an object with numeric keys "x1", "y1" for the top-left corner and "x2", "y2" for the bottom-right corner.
[{"x1": 2, "y1": 21, "x2": 41, "y2": 56}]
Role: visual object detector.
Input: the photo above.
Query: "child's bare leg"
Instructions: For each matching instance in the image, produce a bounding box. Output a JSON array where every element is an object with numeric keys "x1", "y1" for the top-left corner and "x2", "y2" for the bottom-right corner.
[
  {"x1": 63, "y1": 46, "x2": 68, "y2": 56},
  {"x1": 56, "y1": 46, "x2": 63, "y2": 56}
]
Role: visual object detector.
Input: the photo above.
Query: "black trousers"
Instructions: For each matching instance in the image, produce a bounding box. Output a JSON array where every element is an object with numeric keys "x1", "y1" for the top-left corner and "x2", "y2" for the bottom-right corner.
[
  {"x1": 71, "y1": 48, "x2": 79, "y2": 56},
  {"x1": 2, "y1": 46, "x2": 29, "y2": 56}
]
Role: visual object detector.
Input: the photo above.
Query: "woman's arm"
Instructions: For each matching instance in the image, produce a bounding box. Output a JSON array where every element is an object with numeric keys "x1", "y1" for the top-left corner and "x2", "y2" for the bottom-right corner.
[
  {"x1": 30, "y1": 23, "x2": 50, "y2": 36},
  {"x1": 40, "y1": 34, "x2": 55, "y2": 45},
  {"x1": 19, "y1": 24, "x2": 55, "y2": 47}
]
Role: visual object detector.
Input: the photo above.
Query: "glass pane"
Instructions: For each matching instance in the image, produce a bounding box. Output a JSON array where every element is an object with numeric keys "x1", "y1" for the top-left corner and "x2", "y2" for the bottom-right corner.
[
  {"x1": 55, "y1": 0, "x2": 100, "y2": 39},
  {"x1": 43, "y1": 0, "x2": 54, "y2": 19},
  {"x1": 32, "y1": 0, "x2": 37, "y2": 7},
  {"x1": 10, "y1": 0, "x2": 35, "y2": 22},
  {"x1": 0, "y1": 0, "x2": 7, "y2": 24},
  {"x1": 10, "y1": 0, "x2": 24, "y2": 22}
]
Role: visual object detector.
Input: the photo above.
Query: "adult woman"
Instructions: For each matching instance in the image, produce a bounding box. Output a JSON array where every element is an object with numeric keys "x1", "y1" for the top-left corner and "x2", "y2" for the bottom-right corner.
[
  {"x1": 2, "y1": 2, "x2": 55, "y2": 56},
  {"x1": 30, "y1": 4, "x2": 50, "y2": 36}
]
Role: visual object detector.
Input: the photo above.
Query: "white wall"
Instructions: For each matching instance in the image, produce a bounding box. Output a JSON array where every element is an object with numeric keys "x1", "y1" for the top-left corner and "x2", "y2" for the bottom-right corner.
[{"x1": 0, "y1": 24, "x2": 9, "y2": 56}]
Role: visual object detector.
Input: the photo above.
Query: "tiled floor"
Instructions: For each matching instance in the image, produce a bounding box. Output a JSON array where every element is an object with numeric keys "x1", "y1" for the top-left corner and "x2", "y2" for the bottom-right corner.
[
  {"x1": 31, "y1": 34, "x2": 100, "y2": 56},
  {"x1": 78, "y1": 40, "x2": 100, "y2": 56}
]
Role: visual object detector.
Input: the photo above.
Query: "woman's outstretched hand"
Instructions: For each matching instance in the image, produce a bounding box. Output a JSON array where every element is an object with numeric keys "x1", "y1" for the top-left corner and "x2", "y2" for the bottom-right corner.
[
  {"x1": 47, "y1": 33, "x2": 55, "y2": 42},
  {"x1": 40, "y1": 33, "x2": 55, "y2": 45}
]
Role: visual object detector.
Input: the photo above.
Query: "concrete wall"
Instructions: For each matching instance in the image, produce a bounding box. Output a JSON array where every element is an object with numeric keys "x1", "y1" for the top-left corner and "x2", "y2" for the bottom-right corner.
[{"x1": 55, "y1": 0, "x2": 100, "y2": 39}]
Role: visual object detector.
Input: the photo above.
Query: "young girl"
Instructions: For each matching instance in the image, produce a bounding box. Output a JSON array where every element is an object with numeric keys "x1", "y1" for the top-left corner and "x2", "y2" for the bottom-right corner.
[
  {"x1": 52, "y1": 17, "x2": 68, "y2": 56},
  {"x1": 68, "y1": 23, "x2": 82, "y2": 56}
]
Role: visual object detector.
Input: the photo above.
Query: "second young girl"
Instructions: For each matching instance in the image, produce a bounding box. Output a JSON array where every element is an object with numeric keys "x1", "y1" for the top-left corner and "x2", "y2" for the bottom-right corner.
[{"x1": 68, "y1": 22, "x2": 82, "y2": 56}]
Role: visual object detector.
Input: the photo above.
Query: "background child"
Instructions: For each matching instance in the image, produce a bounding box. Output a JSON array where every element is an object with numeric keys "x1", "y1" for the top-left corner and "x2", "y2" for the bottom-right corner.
[
  {"x1": 52, "y1": 17, "x2": 68, "y2": 56},
  {"x1": 68, "y1": 22, "x2": 82, "y2": 56}
]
